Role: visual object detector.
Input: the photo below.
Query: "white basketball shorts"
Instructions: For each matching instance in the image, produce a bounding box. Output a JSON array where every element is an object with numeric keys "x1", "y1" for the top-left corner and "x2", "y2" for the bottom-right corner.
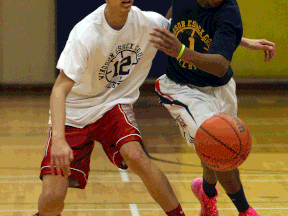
[{"x1": 155, "y1": 74, "x2": 238, "y2": 148}]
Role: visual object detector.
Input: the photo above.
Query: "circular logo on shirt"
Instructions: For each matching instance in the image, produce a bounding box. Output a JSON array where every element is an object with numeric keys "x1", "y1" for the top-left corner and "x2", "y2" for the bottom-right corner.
[
  {"x1": 99, "y1": 43, "x2": 143, "y2": 88},
  {"x1": 172, "y1": 20, "x2": 213, "y2": 70}
]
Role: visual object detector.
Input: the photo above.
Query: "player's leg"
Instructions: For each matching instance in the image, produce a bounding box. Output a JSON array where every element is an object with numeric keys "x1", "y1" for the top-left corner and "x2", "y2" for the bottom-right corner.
[
  {"x1": 213, "y1": 79, "x2": 259, "y2": 215},
  {"x1": 119, "y1": 141, "x2": 183, "y2": 214},
  {"x1": 202, "y1": 161, "x2": 218, "y2": 196},
  {"x1": 37, "y1": 175, "x2": 69, "y2": 216},
  {"x1": 156, "y1": 75, "x2": 221, "y2": 215},
  {"x1": 34, "y1": 126, "x2": 94, "y2": 216},
  {"x1": 90, "y1": 104, "x2": 185, "y2": 216},
  {"x1": 201, "y1": 163, "x2": 258, "y2": 215}
]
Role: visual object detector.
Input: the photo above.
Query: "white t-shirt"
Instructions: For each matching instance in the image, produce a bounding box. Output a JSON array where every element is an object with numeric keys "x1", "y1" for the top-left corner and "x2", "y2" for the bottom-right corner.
[{"x1": 52, "y1": 4, "x2": 170, "y2": 128}]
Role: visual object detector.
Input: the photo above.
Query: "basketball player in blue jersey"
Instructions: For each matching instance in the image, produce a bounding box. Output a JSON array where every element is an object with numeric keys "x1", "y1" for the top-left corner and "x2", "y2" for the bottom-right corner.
[{"x1": 149, "y1": 0, "x2": 275, "y2": 215}]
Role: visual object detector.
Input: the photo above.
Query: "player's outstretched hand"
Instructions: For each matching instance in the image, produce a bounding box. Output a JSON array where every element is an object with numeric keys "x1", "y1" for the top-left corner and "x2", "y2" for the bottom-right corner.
[
  {"x1": 241, "y1": 38, "x2": 276, "y2": 62},
  {"x1": 50, "y1": 138, "x2": 74, "y2": 179},
  {"x1": 149, "y1": 27, "x2": 182, "y2": 58}
]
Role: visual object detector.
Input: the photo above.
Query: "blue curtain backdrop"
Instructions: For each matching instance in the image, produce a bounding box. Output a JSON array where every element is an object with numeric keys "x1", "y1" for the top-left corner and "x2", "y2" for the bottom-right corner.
[{"x1": 56, "y1": 1, "x2": 171, "y2": 78}]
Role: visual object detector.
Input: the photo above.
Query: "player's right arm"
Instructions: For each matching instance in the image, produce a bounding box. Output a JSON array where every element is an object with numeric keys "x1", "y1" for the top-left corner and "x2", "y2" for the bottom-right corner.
[
  {"x1": 240, "y1": 38, "x2": 276, "y2": 62},
  {"x1": 50, "y1": 70, "x2": 75, "y2": 179},
  {"x1": 166, "y1": 6, "x2": 172, "y2": 19}
]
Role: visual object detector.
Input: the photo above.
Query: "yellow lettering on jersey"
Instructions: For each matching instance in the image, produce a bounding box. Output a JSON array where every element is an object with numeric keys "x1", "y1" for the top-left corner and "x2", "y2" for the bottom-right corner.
[
  {"x1": 199, "y1": 29, "x2": 205, "y2": 36},
  {"x1": 188, "y1": 63, "x2": 197, "y2": 70},
  {"x1": 173, "y1": 20, "x2": 213, "y2": 71},
  {"x1": 189, "y1": 29, "x2": 196, "y2": 50},
  {"x1": 178, "y1": 59, "x2": 186, "y2": 68},
  {"x1": 181, "y1": 21, "x2": 186, "y2": 28}
]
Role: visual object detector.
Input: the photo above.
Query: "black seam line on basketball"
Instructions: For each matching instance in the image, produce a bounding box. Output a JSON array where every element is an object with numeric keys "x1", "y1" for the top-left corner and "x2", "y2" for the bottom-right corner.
[
  {"x1": 215, "y1": 115, "x2": 245, "y2": 158},
  {"x1": 199, "y1": 126, "x2": 245, "y2": 159},
  {"x1": 199, "y1": 126, "x2": 246, "y2": 159},
  {"x1": 195, "y1": 144, "x2": 233, "y2": 162},
  {"x1": 194, "y1": 142, "x2": 234, "y2": 162},
  {"x1": 216, "y1": 115, "x2": 243, "y2": 156},
  {"x1": 156, "y1": 92, "x2": 198, "y2": 125},
  {"x1": 226, "y1": 152, "x2": 245, "y2": 170}
]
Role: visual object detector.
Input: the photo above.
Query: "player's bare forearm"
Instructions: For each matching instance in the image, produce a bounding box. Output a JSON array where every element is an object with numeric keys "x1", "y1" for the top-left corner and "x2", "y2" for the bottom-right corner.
[
  {"x1": 181, "y1": 49, "x2": 230, "y2": 77},
  {"x1": 240, "y1": 37, "x2": 249, "y2": 48},
  {"x1": 50, "y1": 70, "x2": 75, "y2": 178},
  {"x1": 166, "y1": 6, "x2": 172, "y2": 19},
  {"x1": 239, "y1": 37, "x2": 276, "y2": 62},
  {"x1": 50, "y1": 89, "x2": 66, "y2": 141},
  {"x1": 50, "y1": 71, "x2": 75, "y2": 140},
  {"x1": 149, "y1": 27, "x2": 230, "y2": 77}
]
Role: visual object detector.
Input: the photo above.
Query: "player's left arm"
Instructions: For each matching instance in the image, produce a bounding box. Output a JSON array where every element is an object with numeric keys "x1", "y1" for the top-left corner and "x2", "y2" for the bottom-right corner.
[
  {"x1": 166, "y1": 6, "x2": 172, "y2": 19},
  {"x1": 149, "y1": 27, "x2": 230, "y2": 77},
  {"x1": 240, "y1": 38, "x2": 276, "y2": 62}
]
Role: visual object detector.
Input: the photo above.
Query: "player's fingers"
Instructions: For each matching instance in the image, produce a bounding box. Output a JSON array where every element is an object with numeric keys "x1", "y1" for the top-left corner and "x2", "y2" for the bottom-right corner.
[
  {"x1": 269, "y1": 50, "x2": 274, "y2": 62},
  {"x1": 257, "y1": 44, "x2": 272, "y2": 52},
  {"x1": 149, "y1": 32, "x2": 173, "y2": 46},
  {"x1": 260, "y1": 40, "x2": 276, "y2": 59},
  {"x1": 152, "y1": 44, "x2": 171, "y2": 56},
  {"x1": 54, "y1": 157, "x2": 62, "y2": 176},
  {"x1": 69, "y1": 150, "x2": 74, "y2": 162},
  {"x1": 149, "y1": 38, "x2": 170, "y2": 49},
  {"x1": 63, "y1": 155, "x2": 70, "y2": 178},
  {"x1": 162, "y1": 27, "x2": 179, "y2": 42},
  {"x1": 152, "y1": 43, "x2": 164, "y2": 51},
  {"x1": 271, "y1": 46, "x2": 276, "y2": 60},
  {"x1": 153, "y1": 27, "x2": 172, "y2": 39},
  {"x1": 260, "y1": 39, "x2": 275, "y2": 48},
  {"x1": 264, "y1": 50, "x2": 269, "y2": 62},
  {"x1": 267, "y1": 50, "x2": 272, "y2": 62},
  {"x1": 162, "y1": 27, "x2": 174, "y2": 38},
  {"x1": 51, "y1": 156, "x2": 55, "y2": 175},
  {"x1": 59, "y1": 156, "x2": 66, "y2": 176},
  {"x1": 149, "y1": 30, "x2": 169, "y2": 42}
]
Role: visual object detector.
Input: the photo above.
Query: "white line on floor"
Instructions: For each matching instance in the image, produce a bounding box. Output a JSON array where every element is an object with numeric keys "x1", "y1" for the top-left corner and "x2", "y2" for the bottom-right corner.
[
  {"x1": 129, "y1": 204, "x2": 140, "y2": 216},
  {"x1": 2, "y1": 173, "x2": 288, "y2": 179},
  {"x1": 119, "y1": 168, "x2": 130, "y2": 182}
]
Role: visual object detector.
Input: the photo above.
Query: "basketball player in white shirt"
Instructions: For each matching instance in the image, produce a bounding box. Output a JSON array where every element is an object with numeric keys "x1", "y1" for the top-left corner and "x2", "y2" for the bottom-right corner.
[
  {"x1": 33, "y1": 1, "x2": 187, "y2": 216},
  {"x1": 33, "y1": 1, "x2": 275, "y2": 216}
]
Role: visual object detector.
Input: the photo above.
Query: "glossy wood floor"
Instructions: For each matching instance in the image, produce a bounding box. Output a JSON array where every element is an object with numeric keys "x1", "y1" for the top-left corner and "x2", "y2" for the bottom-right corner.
[{"x1": 1, "y1": 85, "x2": 288, "y2": 216}]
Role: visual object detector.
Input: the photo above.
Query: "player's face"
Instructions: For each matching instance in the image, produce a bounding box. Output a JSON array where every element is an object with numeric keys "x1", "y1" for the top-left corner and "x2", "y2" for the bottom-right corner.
[
  {"x1": 105, "y1": 0, "x2": 134, "y2": 13},
  {"x1": 206, "y1": 0, "x2": 224, "y2": 8}
]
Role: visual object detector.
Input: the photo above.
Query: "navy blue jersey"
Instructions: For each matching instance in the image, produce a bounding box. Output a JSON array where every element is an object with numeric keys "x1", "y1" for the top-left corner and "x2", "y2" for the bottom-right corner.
[{"x1": 167, "y1": 0, "x2": 243, "y2": 87}]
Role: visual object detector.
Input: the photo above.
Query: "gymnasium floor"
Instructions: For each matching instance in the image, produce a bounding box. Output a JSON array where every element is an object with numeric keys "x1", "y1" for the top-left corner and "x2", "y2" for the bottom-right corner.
[{"x1": 0, "y1": 84, "x2": 288, "y2": 216}]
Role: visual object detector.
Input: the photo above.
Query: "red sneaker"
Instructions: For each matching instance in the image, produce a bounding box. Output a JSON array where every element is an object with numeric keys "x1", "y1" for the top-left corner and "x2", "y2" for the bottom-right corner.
[
  {"x1": 239, "y1": 206, "x2": 259, "y2": 216},
  {"x1": 191, "y1": 178, "x2": 219, "y2": 216}
]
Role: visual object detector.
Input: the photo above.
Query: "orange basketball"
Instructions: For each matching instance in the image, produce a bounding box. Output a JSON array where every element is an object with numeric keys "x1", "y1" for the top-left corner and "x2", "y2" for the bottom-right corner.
[{"x1": 195, "y1": 114, "x2": 252, "y2": 171}]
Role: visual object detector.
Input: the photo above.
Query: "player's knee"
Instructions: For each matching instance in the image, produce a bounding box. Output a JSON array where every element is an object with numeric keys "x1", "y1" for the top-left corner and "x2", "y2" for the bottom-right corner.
[
  {"x1": 41, "y1": 188, "x2": 65, "y2": 208},
  {"x1": 39, "y1": 191, "x2": 65, "y2": 216},
  {"x1": 120, "y1": 142, "x2": 149, "y2": 169},
  {"x1": 40, "y1": 175, "x2": 67, "y2": 211},
  {"x1": 124, "y1": 149, "x2": 148, "y2": 166}
]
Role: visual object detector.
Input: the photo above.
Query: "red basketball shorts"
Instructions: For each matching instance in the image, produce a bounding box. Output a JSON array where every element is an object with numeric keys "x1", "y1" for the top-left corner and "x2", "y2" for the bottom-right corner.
[{"x1": 40, "y1": 104, "x2": 143, "y2": 189}]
